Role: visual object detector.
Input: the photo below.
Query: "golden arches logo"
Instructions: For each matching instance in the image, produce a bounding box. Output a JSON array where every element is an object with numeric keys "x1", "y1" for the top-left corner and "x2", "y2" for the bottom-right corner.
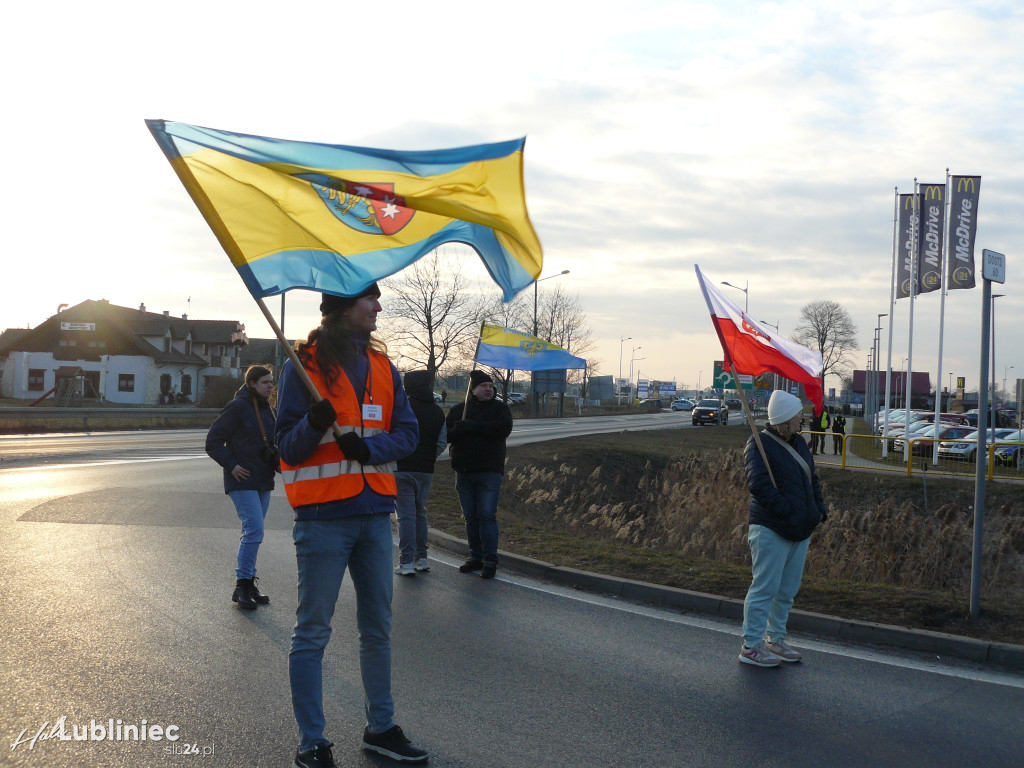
[
  {"x1": 957, "y1": 177, "x2": 977, "y2": 193},
  {"x1": 902, "y1": 196, "x2": 917, "y2": 210},
  {"x1": 923, "y1": 186, "x2": 943, "y2": 201}
]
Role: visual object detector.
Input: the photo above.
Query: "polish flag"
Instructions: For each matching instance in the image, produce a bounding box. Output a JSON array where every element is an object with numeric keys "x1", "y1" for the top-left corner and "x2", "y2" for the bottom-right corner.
[{"x1": 695, "y1": 265, "x2": 824, "y2": 411}]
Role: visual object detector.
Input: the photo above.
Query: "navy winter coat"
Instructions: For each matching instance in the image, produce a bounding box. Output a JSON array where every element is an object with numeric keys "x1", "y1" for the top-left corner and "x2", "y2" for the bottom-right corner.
[
  {"x1": 396, "y1": 370, "x2": 447, "y2": 474},
  {"x1": 205, "y1": 386, "x2": 277, "y2": 494},
  {"x1": 744, "y1": 427, "x2": 827, "y2": 542}
]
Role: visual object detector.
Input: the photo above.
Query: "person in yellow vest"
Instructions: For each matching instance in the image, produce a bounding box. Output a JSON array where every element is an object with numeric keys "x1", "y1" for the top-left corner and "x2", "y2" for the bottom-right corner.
[{"x1": 276, "y1": 283, "x2": 427, "y2": 767}]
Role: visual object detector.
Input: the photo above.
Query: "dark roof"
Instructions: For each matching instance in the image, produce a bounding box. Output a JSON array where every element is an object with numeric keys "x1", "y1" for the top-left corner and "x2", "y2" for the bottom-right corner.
[
  {"x1": 1, "y1": 299, "x2": 248, "y2": 365},
  {"x1": 0, "y1": 328, "x2": 32, "y2": 355},
  {"x1": 852, "y1": 370, "x2": 932, "y2": 393}
]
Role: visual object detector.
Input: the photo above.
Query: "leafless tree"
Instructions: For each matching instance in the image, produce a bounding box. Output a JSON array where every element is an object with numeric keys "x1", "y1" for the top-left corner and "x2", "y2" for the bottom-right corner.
[
  {"x1": 379, "y1": 250, "x2": 484, "y2": 375},
  {"x1": 793, "y1": 299, "x2": 858, "y2": 387}
]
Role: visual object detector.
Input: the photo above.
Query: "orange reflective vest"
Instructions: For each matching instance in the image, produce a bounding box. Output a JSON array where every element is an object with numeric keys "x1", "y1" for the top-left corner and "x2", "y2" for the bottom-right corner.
[{"x1": 281, "y1": 349, "x2": 397, "y2": 508}]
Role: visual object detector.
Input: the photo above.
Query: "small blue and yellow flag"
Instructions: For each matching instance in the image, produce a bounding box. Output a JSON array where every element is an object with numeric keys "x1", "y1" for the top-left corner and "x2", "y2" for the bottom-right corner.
[
  {"x1": 146, "y1": 120, "x2": 543, "y2": 301},
  {"x1": 475, "y1": 324, "x2": 587, "y2": 372}
]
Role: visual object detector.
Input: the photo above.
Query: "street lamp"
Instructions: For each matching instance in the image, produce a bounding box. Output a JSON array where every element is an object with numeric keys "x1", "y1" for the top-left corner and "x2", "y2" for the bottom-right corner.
[
  {"x1": 629, "y1": 346, "x2": 642, "y2": 398},
  {"x1": 697, "y1": 370, "x2": 702, "y2": 397},
  {"x1": 618, "y1": 336, "x2": 631, "y2": 404},
  {"x1": 873, "y1": 314, "x2": 886, "y2": 420},
  {"x1": 1004, "y1": 366, "x2": 1015, "y2": 400},
  {"x1": 721, "y1": 280, "x2": 749, "y2": 314},
  {"x1": 531, "y1": 269, "x2": 570, "y2": 416}
]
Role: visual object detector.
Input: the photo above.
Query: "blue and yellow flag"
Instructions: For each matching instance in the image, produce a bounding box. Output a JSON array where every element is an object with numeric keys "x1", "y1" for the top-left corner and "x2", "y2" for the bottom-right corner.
[
  {"x1": 146, "y1": 120, "x2": 543, "y2": 301},
  {"x1": 476, "y1": 324, "x2": 586, "y2": 372}
]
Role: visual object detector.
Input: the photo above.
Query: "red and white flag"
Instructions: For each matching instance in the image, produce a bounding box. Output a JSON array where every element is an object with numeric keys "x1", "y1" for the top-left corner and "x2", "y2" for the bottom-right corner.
[{"x1": 695, "y1": 265, "x2": 824, "y2": 411}]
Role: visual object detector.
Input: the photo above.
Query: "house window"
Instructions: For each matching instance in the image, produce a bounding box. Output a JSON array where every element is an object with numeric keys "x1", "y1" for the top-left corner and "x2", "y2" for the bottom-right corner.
[
  {"x1": 180, "y1": 375, "x2": 192, "y2": 396},
  {"x1": 118, "y1": 374, "x2": 135, "y2": 392},
  {"x1": 28, "y1": 369, "x2": 45, "y2": 391},
  {"x1": 185, "y1": 340, "x2": 192, "y2": 355}
]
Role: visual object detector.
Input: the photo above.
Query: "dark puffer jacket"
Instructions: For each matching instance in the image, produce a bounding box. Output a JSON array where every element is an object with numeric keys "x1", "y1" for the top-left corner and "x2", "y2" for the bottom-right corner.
[
  {"x1": 446, "y1": 395, "x2": 513, "y2": 474},
  {"x1": 397, "y1": 370, "x2": 447, "y2": 474},
  {"x1": 205, "y1": 386, "x2": 278, "y2": 494},
  {"x1": 744, "y1": 427, "x2": 826, "y2": 542}
]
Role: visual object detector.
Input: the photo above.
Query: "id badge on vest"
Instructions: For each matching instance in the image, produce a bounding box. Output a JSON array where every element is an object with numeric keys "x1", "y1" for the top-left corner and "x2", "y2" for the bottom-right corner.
[{"x1": 362, "y1": 404, "x2": 383, "y2": 423}]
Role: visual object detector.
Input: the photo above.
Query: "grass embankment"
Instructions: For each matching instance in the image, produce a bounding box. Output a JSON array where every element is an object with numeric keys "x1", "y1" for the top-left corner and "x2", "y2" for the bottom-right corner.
[{"x1": 428, "y1": 424, "x2": 1024, "y2": 645}]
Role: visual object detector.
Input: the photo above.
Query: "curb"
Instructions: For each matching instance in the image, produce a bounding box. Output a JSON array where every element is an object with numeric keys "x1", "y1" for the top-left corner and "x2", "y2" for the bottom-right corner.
[{"x1": 427, "y1": 529, "x2": 1024, "y2": 673}]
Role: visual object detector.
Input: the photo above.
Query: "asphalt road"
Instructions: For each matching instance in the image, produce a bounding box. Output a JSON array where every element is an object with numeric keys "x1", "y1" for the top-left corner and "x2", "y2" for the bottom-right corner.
[{"x1": 2, "y1": 427, "x2": 1022, "y2": 768}]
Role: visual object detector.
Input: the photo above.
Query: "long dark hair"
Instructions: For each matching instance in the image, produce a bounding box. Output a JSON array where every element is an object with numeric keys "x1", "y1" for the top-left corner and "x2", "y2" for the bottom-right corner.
[{"x1": 296, "y1": 310, "x2": 388, "y2": 395}]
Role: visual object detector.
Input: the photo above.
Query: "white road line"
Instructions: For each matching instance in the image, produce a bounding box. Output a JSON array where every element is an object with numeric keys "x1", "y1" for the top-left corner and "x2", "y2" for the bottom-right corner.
[
  {"x1": 424, "y1": 547, "x2": 1024, "y2": 689},
  {"x1": 1, "y1": 454, "x2": 208, "y2": 472}
]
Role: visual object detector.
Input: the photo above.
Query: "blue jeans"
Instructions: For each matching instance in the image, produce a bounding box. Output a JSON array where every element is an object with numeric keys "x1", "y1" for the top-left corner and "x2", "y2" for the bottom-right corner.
[
  {"x1": 290, "y1": 514, "x2": 395, "y2": 750},
  {"x1": 395, "y1": 472, "x2": 433, "y2": 564},
  {"x1": 455, "y1": 471, "x2": 502, "y2": 564},
  {"x1": 228, "y1": 490, "x2": 270, "y2": 579},
  {"x1": 742, "y1": 524, "x2": 810, "y2": 647}
]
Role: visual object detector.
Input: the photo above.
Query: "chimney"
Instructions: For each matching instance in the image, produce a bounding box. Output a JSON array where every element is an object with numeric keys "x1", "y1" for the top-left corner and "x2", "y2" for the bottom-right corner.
[
  {"x1": 139, "y1": 303, "x2": 146, "y2": 312},
  {"x1": 163, "y1": 311, "x2": 170, "y2": 317},
  {"x1": 182, "y1": 313, "x2": 188, "y2": 320}
]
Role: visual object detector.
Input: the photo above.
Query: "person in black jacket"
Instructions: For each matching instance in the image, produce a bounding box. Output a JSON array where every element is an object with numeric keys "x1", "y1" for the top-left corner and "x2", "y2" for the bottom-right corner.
[
  {"x1": 446, "y1": 370, "x2": 514, "y2": 579},
  {"x1": 738, "y1": 390, "x2": 827, "y2": 668},
  {"x1": 832, "y1": 411, "x2": 847, "y2": 455},
  {"x1": 205, "y1": 364, "x2": 279, "y2": 609},
  {"x1": 394, "y1": 370, "x2": 447, "y2": 576}
]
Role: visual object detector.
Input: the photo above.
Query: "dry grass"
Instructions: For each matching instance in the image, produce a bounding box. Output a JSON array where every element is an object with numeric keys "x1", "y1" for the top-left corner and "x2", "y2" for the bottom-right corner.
[{"x1": 426, "y1": 424, "x2": 1024, "y2": 644}]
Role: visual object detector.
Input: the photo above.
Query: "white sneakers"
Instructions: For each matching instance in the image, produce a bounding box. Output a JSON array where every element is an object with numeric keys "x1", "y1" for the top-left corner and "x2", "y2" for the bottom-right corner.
[
  {"x1": 739, "y1": 638, "x2": 803, "y2": 667},
  {"x1": 395, "y1": 558, "x2": 430, "y2": 576}
]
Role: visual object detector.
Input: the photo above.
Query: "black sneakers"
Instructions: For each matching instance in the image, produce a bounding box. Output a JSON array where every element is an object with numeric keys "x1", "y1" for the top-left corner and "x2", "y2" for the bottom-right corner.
[
  {"x1": 458, "y1": 558, "x2": 483, "y2": 573},
  {"x1": 361, "y1": 725, "x2": 428, "y2": 763},
  {"x1": 294, "y1": 742, "x2": 336, "y2": 768}
]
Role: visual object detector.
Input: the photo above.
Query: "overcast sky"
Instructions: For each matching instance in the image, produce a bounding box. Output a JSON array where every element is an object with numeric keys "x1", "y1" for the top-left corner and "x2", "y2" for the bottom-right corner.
[{"x1": 3, "y1": 1, "x2": 1021, "y2": 398}]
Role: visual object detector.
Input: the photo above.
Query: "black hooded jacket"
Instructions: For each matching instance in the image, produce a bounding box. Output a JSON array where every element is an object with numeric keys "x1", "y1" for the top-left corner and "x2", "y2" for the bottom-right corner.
[
  {"x1": 396, "y1": 370, "x2": 447, "y2": 474},
  {"x1": 446, "y1": 394, "x2": 513, "y2": 474}
]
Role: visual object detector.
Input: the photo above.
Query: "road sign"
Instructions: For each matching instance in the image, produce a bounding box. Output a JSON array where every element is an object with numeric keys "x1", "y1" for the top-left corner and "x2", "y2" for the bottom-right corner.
[
  {"x1": 982, "y1": 249, "x2": 1005, "y2": 283},
  {"x1": 713, "y1": 361, "x2": 754, "y2": 390}
]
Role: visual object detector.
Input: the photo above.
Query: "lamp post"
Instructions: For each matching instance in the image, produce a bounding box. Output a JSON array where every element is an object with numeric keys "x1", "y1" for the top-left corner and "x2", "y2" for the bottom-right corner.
[
  {"x1": 629, "y1": 346, "x2": 642, "y2": 400},
  {"x1": 1004, "y1": 366, "x2": 1015, "y2": 401},
  {"x1": 531, "y1": 269, "x2": 570, "y2": 416},
  {"x1": 618, "y1": 336, "x2": 631, "y2": 405},
  {"x1": 721, "y1": 280, "x2": 749, "y2": 314},
  {"x1": 697, "y1": 370, "x2": 702, "y2": 397},
  {"x1": 874, "y1": 314, "x2": 886, "y2": 421}
]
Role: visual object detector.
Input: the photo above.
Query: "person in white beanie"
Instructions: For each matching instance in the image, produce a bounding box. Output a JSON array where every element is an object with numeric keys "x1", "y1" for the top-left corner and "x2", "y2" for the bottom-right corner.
[{"x1": 738, "y1": 390, "x2": 827, "y2": 668}]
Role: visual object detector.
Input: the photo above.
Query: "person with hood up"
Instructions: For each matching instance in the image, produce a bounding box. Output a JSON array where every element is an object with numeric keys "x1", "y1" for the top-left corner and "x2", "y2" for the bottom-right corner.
[
  {"x1": 204, "y1": 364, "x2": 279, "y2": 609},
  {"x1": 445, "y1": 370, "x2": 514, "y2": 579},
  {"x1": 394, "y1": 370, "x2": 447, "y2": 576},
  {"x1": 739, "y1": 390, "x2": 827, "y2": 668}
]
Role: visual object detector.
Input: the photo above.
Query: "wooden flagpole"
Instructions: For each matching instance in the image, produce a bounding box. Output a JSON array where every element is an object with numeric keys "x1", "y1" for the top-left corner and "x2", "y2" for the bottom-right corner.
[{"x1": 731, "y1": 362, "x2": 776, "y2": 488}]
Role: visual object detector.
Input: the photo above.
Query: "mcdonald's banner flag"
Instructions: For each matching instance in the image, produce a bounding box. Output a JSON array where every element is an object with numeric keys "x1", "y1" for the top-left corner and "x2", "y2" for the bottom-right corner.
[
  {"x1": 916, "y1": 182, "x2": 945, "y2": 295},
  {"x1": 896, "y1": 193, "x2": 918, "y2": 299},
  {"x1": 695, "y1": 265, "x2": 824, "y2": 411},
  {"x1": 947, "y1": 175, "x2": 981, "y2": 291},
  {"x1": 475, "y1": 325, "x2": 587, "y2": 372},
  {"x1": 146, "y1": 120, "x2": 543, "y2": 302}
]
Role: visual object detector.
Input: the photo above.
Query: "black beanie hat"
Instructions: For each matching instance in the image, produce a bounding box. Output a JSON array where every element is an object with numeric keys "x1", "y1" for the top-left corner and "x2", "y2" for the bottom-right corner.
[
  {"x1": 469, "y1": 370, "x2": 493, "y2": 389},
  {"x1": 320, "y1": 282, "x2": 381, "y2": 315}
]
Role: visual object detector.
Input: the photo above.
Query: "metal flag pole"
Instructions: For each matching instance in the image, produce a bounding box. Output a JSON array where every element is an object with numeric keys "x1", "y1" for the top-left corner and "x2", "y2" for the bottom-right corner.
[
  {"x1": 903, "y1": 179, "x2": 919, "y2": 457},
  {"x1": 931, "y1": 169, "x2": 951, "y2": 464},
  {"x1": 882, "y1": 188, "x2": 898, "y2": 455}
]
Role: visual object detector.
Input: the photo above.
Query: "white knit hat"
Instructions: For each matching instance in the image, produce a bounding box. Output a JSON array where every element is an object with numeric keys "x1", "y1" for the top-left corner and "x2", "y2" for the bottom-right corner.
[{"x1": 767, "y1": 390, "x2": 803, "y2": 425}]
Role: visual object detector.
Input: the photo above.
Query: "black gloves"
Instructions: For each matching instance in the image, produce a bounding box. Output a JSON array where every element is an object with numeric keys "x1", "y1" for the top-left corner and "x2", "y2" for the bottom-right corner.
[
  {"x1": 336, "y1": 431, "x2": 371, "y2": 464},
  {"x1": 308, "y1": 399, "x2": 337, "y2": 432},
  {"x1": 448, "y1": 420, "x2": 477, "y2": 441}
]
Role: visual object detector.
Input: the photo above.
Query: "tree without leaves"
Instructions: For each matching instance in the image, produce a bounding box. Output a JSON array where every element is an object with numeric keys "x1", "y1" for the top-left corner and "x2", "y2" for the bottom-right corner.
[
  {"x1": 379, "y1": 250, "x2": 485, "y2": 376},
  {"x1": 793, "y1": 299, "x2": 859, "y2": 388}
]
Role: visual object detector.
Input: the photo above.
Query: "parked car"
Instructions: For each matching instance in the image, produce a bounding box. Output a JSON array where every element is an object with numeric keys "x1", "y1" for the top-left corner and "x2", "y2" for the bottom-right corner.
[
  {"x1": 992, "y1": 429, "x2": 1024, "y2": 467},
  {"x1": 671, "y1": 398, "x2": 695, "y2": 411},
  {"x1": 725, "y1": 398, "x2": 744, "y2": 411},
  {"x1": 637, "y1": 398, "x2": 664, "y2": 411},
  {"x1": 895, "y1": 424, "x2": 975, "y2": 456},
  {"x1": 503, "y1": 392, "x2": 526, "y2": 406},
  {"x1": 937, "y1": 428, "x2": 1017, "y2": 462},
  {"x1": 692, "y1": 399, "x2": 728, "y2": 425}
]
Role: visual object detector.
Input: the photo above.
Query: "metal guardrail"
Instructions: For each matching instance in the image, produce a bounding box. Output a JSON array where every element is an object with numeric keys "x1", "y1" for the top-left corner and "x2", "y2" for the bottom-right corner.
[{"x1": 807, "y1": 431, "x2": 1024, "y2": 480}]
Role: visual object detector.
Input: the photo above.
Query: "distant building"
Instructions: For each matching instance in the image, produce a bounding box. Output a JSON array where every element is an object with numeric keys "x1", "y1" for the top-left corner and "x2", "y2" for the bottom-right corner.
[
  {"x1": 0, "y1": 300, "x2": 247, "y2": 405},
  {"x1": 852, "y1": 369, "x2": 933, "y2": 409}
]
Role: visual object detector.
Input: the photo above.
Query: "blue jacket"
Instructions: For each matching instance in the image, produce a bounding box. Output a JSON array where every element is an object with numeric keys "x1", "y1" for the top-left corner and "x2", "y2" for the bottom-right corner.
[
  {"x1": 205, "y1": 386, "x2": 277, "y2": 494},
  {"x1": 275, "y1": 344, "x2": 418, "y2": 521},
  {"x1": 744, "y1": 427, "x2": 827, "y2": 542}
]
